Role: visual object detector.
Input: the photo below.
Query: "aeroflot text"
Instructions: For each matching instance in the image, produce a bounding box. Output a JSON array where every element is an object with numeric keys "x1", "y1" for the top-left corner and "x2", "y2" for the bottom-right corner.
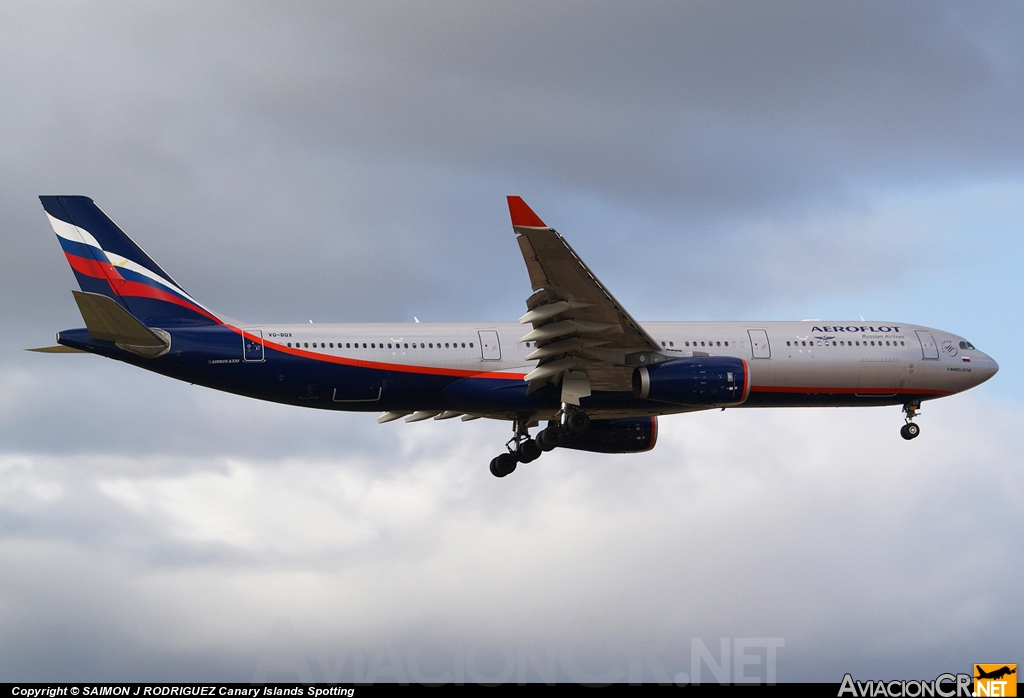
[{"x1": 812, "y1": 326, "x2": 901, "y2": 333}]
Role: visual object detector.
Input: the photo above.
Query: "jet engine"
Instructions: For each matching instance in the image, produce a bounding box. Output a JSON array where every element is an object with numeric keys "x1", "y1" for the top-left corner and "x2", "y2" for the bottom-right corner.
[
  {"x1": 559, "y1": 417, "x2": 658, "y2": 454},
  {"x1": 632, "y1": 356, "x2": 749, "y2": 406}
]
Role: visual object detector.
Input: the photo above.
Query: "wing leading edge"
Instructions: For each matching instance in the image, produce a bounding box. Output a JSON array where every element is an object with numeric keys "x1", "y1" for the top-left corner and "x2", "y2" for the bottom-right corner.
[{"x1": 508, "y1": 196, "x2": 662, "y2": 402}]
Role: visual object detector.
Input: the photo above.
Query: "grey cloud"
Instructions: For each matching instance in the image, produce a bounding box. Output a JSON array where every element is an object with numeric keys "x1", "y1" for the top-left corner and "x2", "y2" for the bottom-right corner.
[
  {"x1": 4, "y1": 3, "x2": 1024, "y2": 332},
  {"x1": 0, "y1": 396, "x2": 1020, "y2": 681},
  {"x1": 231, "y1": 2, "x2": 1024, "y2": 209}
]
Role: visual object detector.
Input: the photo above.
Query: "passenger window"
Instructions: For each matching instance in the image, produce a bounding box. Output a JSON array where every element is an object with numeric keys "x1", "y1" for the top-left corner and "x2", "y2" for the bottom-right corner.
[
  {"x1": 661, "y1": 341, "x2": 666, "y2": 347},
  {"x1": 469, "y1": 343, "x2": 474, "y2": 348},
  {"x1": 287, "y1": 342, "x2": 292, "y2": 348},
  {"x1": 723, "y1": 341, "x2": 728, "y2": 347},
  {"x1": 670, "y1": 341, "x2": 674, "y2": 347},
  {"x1": 445, "y1": 343, "x2": 450, "y2": 348},
  {"x1": 462, "y1": 343, "x2": 466, "y2": 348}
]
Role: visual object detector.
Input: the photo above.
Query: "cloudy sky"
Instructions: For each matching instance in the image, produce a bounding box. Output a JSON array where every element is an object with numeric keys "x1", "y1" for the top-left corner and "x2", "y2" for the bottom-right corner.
[{"x1": 1, "y1": 1, "x2": 1022, "y2": 683}]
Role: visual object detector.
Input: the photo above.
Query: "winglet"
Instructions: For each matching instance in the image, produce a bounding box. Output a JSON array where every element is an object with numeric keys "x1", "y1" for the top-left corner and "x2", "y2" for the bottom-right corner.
[{"x1": 507, "y1": 196, "x2": 547, "y2": 228}]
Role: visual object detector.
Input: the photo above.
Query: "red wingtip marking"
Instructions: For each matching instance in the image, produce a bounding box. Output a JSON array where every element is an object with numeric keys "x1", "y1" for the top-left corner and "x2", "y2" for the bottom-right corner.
[{"x1": 507, "y1": 196, "x2": 547, "y2": 228}]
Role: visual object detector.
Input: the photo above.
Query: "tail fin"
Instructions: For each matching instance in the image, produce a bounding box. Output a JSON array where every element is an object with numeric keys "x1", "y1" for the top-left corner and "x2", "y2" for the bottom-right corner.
[{"x1": 40, "y1": 196, "x2": 220, "y2": 327}]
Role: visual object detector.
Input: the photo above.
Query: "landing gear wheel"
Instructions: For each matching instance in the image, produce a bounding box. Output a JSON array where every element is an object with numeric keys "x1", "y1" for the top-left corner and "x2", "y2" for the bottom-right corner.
[
  {"x1": 490, "y1": 452, "x2": 518, "y2": 477},
  {"x1": 537, "y1": 425, "x2": 564, "y2": 451},
  {"x1": 900, "y1": 423, "x2": 920, "y2": 440},
  {"x1": 518, "y1": 438, "x2": 542, "y2": 463},
  {"x1": 566, "y1": 411, "x2": 590, "y2": 435}
]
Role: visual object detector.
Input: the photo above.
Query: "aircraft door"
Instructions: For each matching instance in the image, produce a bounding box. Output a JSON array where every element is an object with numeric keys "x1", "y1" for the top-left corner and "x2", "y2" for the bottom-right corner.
[
  {"x1": 478, "y1": 330, "x2": 501, "y2": 360},
  {"x1": 242, "y1": 329, "x2": 265, "y2": 362},
  {"x1": 747, "y1": 329, "x2": 771, "y2": 359},
  {"x1": 915, "y1": 330, "x2": 939, "y2": 360}
]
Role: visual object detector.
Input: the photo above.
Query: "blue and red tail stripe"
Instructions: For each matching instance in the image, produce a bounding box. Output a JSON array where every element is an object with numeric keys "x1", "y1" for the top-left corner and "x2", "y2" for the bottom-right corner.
[{"x1": 41, "y1": 195, "x2": 221, "y2": 327}]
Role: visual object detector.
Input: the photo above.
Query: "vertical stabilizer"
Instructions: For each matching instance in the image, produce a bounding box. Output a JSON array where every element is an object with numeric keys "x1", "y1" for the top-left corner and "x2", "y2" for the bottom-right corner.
[{"x1": 40, "y1": 196, "x2": 220, "y2": 327}]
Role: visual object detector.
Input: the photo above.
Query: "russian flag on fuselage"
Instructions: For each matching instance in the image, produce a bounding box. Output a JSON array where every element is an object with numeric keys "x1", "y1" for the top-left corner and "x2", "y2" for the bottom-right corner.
[{"x1": 40, "y1": 196, "x2": 220, "y2": 327}]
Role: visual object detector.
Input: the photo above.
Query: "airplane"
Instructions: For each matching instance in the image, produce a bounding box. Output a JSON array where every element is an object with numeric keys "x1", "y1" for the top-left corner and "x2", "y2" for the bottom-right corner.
[
  {"x1": 975, "y1": 666, "x2": 1016, "y2": 681},
  {"x1": 32, "y1": 195, "x2": 999, "y2": 478}
]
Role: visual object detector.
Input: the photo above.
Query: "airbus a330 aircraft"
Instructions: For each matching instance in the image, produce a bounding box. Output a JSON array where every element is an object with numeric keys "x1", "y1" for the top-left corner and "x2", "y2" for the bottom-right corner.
[{"x1": 33, "y1": 195, "x2": 998, "y2": 477}]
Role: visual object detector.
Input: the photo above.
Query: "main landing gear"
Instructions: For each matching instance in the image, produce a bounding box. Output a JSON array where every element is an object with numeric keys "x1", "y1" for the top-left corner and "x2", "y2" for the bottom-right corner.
[
  {"x1": 900, "y1": 401, "x2": 921, "y2": 440},
  {"x1": 489, "y1": 408, "x2": 591, "y2": 477}
]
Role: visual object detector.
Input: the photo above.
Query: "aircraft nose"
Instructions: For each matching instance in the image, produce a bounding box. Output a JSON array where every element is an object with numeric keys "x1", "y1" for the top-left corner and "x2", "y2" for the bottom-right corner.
[{"x1": 975, "y1": 353, "x2": 999, "y2": 383}]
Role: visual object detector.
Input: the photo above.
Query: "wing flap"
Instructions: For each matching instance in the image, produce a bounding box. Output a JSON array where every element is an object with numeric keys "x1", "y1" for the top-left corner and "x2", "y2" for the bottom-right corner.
[{"x1": 507, "y1": 196, "x2": 661, "y2": 402}]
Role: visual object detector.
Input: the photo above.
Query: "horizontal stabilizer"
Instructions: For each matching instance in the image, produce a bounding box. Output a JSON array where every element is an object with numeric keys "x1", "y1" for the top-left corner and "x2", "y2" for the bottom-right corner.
[
  {"x1": 26, "y1": 345, "x2": 86, "y2": 353},
  {"x1": 72, "y1": 290, "x2": 168, "y2": 347}
]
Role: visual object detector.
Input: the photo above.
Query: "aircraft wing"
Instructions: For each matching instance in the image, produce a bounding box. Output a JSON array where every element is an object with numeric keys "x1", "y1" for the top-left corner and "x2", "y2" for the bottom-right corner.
[{"x1": 508, "y1": 196, "x2": 662, "y2": 401}]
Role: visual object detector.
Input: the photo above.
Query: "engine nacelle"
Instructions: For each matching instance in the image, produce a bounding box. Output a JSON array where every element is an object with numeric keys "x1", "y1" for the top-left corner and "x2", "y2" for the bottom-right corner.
[
  {"x1": 632, "y1": 356, "x2": 749, "y2": 406},
  {"x1": 559, "y1": 417, "x2": 658, "y2": 454}
]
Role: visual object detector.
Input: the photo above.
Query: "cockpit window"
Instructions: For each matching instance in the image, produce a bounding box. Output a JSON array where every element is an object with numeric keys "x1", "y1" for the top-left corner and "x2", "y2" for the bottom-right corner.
[{"x1": 959, "y1": 340, "x2": 976, "y2": 350}]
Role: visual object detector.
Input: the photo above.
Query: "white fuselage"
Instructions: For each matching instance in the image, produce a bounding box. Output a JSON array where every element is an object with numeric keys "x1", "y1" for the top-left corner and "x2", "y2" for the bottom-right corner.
[{"x1": 240, "y1": 319, "x2": 997, "y2": 416}]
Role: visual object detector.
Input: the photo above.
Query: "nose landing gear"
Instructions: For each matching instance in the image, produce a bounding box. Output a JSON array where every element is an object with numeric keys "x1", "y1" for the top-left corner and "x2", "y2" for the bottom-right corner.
[{"x1": 900, "y1": 401, "x2": 921, "y2": 440}]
